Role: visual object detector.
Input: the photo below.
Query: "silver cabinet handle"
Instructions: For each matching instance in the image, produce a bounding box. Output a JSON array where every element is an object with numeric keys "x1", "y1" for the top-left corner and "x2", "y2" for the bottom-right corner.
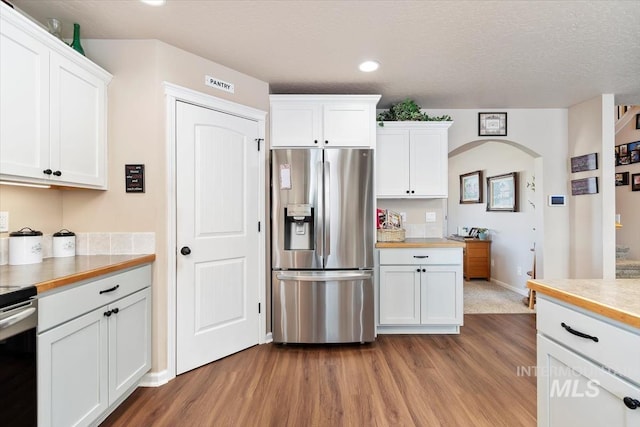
[{"x1": 276, "y1": 272, "x2": 372, "y2": 282}]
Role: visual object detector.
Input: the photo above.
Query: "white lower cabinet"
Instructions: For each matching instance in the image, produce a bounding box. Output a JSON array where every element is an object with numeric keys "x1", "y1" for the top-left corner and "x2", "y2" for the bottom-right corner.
[
  {"x1": 536, "y1": 296, "x2": 640, "y2": 427},
  {"x1": 377, "y1": 248, "x2": 463, "y2": 334},
  {"x1": 38, "y1": 266, "x2": 151, "y2": 427}
]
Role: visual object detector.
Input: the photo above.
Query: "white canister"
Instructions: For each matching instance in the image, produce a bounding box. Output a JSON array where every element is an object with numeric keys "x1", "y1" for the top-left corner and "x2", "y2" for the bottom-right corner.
[
  {"x1": 9, "y1": 227, "x2": 43, "y2": 265},
  {"x1": 53, "y1": 229, "x2": 76, "y2": 258}
]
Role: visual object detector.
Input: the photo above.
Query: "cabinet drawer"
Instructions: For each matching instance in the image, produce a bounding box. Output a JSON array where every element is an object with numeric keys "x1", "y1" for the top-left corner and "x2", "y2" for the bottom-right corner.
[
  {"x1": 537, "y1": 297, "x2": 640, "y2": 381},
  {"x1": 379, "y1": 248, "x2": 462, "y2": 265},
  {"x1": 39, "y1": 265, "x2": 151, "y2": 332},
  {"x1": 467, "y1": 246, "x2": 489, "y2": 257}
]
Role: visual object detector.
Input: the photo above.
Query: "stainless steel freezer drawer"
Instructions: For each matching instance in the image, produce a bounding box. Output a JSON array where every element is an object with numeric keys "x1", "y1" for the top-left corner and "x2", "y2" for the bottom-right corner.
[{"x1": 272, "y1": 270, "x2": 375, "y2": 344}]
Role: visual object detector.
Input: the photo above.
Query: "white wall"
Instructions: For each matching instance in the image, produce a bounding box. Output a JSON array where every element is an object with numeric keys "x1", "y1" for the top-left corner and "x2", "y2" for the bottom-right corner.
[
  {"x1": 448, "y1": 141, "x2": 535, "y2": 292},
  {"x1": 422, "y1": 108, "x2": 569, "y2": 280},
  {"x1": 615, "y1": 106, "x2": 640, "y2": 260}
]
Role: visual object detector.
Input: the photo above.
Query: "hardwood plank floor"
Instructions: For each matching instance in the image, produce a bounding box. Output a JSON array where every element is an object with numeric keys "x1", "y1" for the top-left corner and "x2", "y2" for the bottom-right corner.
[{"x1": 102, "y1": 314, "x2": 536, "y2": 426}]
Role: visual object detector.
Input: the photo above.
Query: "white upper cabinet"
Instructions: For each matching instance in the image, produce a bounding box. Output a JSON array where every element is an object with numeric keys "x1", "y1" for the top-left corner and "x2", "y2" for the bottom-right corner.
[
  {"x1": 270, "y1": 95, "x2": 380, "y2": 148},
  {"x1": 376, "y1": 121, "x2": 452, "y2": 198},
  {"x1": 0, "y1": 3, "x2": 112, "y2": 189}
]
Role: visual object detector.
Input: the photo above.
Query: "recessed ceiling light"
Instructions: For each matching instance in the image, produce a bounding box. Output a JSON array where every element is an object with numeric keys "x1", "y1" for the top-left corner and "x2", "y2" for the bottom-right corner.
[
  {"x1": 359, "y1": 60, "x2": 380, "y2": 72},
  {"x1": 140, "y1": 0, "x2": 166, "y2": 6}
]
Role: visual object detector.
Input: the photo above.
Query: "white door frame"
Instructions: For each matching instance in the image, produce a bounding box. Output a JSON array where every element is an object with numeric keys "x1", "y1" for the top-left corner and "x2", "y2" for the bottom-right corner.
[{"x1": 163, "y1": 82, "x2": 267, "y2": 382}]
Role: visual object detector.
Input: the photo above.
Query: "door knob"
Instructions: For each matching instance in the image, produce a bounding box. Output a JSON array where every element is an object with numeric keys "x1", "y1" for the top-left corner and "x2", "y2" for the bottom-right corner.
[{"x1": 180, "y1": 246, "x2": 191, "y2": 256}]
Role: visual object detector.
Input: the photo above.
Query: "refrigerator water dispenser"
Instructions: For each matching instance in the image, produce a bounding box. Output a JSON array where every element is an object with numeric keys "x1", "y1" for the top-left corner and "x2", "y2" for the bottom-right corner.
[{"x1": 284, "y1": 204, "x2": 314, "y2": 250}]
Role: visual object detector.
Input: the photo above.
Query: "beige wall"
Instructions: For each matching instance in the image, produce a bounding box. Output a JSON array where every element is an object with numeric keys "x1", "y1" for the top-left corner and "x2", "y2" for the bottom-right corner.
[
  {"x1": 615, "y1": 106, "x2": 640, "y2": 259},
  {"x1": 50, "y1": 39, "x2": 268, "y2": 376},
  {"x1": 567, "y1": 95, "x2": 616, "y2": 279},
  {"x1": 0, "y1": 185, "x2": 62, "y2": 234}
]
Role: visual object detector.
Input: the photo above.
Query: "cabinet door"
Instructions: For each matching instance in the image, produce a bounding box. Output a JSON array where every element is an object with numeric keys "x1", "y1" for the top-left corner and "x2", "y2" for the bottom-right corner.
[
  {"x1": 108, "y1": 288, "x2": 151, "y2": 405},
  {"x1": 38, "y1": 309, "x2": 108, "y2": 427},
  {"x1": 376, "y1": 129, "x2": 411, "y2": 197},
  {"x1": 379, "y1": 265, "x2": 420, "y2": 325},
  {"x1": 410, "y1": 129, "x2": 448, "y2": 197},
  {"x1": 49, "y1": 51, "x2": 107, "y2": 188},
  {"x1": 322, "y1": 102, "x2": 372, "y2": 147},
  {"x1": 270, "y1": 102, "x2": 321, "y2": 147},
  {"x1": 0, "y1": 17, "x2": 50, "y2": 181},
  {"x1": 421, "y1": 266, "x2": 461, "y2": 325},
  {"x1": 537, "y1": 335, "x2": 640, "y2": 427}
]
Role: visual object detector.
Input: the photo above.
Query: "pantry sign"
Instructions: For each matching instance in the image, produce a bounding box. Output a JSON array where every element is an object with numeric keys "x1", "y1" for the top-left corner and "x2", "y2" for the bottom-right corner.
[{"x1": 205, "y1": 75, "x2": 235, "y2": 93}]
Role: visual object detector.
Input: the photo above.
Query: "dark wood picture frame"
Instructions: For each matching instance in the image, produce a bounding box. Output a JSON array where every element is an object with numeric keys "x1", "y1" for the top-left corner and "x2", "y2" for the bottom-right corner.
[
  {"x1": 486, "y1": 172, "x2": 518, "y2": 212},
  {"x1": 636, "y1": 113, "x2": 640, "y2": 129},
  {"x1": 478, "y1": 112, "x2": 507, "y2": 137},
  {"x1": 615, "y1": 172, "x2": 629, "y2": 186},
  {"x1": 633, "y1": 173, "x2": 640, "y2": 191},
  {"x1": 460, "y1": 170, "x2": 483, "y2": 204},
  {"x1": 571, "y1": 177, "x2": 598, "y2": 195},
  {"x1": 570, "y1": 153, "x2": 598, "y2": 173}
]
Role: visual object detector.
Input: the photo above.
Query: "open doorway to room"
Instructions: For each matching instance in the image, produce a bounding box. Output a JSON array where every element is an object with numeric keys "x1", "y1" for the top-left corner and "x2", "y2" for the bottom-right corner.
[
  {"x1": 448, "y1": 140, "x2": 540, "y2": 314},
  {"x1": 614, "y1": 105, "x2": 640, "y2": 278}
]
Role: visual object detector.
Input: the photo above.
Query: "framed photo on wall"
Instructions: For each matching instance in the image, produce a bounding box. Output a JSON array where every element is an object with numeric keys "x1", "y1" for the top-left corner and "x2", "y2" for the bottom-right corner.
[
  {"x1": 486, "y1": 172, "x2": 518, "y2": 212},
  {"x1": 478, "y1": 112, "x2": 507, "y2": 137},
  {"x1": 571, "y1": 177, "x2": 598, "y2": 195},
  {"x1": 460, "y1": 170, "x2": 483, "y2": 203},
  {"x1": 570, "y1": 153, "x2": 598, "y2": 173},
  {"x1": 633, "y1": 173, "x2": 640, "y2": 191},
  {"x1": 615, "y1": 172, "x2": 629, "y2": 186}
]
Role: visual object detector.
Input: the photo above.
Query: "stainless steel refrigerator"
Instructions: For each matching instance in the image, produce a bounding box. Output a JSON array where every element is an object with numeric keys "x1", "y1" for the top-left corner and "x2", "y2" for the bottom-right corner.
[{"x1": 271, "y1": 148, "x2": 374, "y2": 343}]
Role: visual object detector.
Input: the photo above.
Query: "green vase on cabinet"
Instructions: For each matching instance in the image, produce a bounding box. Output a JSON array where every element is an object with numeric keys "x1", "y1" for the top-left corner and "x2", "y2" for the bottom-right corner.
[{"x1": 69, "y1": 23, "x2": 85, "y2": 56}]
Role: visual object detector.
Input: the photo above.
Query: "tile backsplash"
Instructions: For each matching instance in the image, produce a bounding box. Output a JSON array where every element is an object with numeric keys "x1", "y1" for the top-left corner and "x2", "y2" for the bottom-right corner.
[{"x1": 0, "y1": 232, "x2": 155, "y2": 265}]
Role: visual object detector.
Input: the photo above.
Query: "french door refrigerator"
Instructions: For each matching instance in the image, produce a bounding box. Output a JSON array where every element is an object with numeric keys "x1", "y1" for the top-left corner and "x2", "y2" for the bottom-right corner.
[{"x1": 271, "y1": 148, "x2": 374, "y2": 343}]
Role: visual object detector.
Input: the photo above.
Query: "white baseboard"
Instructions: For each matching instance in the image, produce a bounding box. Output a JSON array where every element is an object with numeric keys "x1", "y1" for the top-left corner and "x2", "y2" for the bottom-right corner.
[
  {"x1": 139, "y1": 369, "x2": 174, "y2": 387},
  {"x1": 263, "y1": 332, "x2": 273, "y2": 343},
  {"x1": 490, "y1": 278, "x2": 529, "y2": 296}
]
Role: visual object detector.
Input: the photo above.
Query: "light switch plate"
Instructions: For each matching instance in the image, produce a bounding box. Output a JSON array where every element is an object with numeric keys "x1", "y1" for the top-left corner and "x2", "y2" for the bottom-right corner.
[
  {"x1": 425, "y1": 211, "x2": 436, "y2": 223},
  {"x1": 0, "y1": 211, "x2": 8, "y2": 232}
]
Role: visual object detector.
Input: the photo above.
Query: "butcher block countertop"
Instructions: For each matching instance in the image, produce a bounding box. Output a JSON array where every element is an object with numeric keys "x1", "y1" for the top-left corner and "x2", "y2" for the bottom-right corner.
[
  {"x1": 0, "y1": 254, "x2": 155, "y2": 294},
  {"x1": 376, "y1": 238, "x2": 466, "y2": 249},
  {"x1": 528, "y1": 278, "x2": 640, "y2": 329}
]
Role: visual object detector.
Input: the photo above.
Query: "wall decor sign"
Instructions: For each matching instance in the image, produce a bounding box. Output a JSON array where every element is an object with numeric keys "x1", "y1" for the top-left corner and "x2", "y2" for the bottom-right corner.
[
  {"x1": 205, "y1": 75, "x2": 235, "y2": 93},
  {"x1": 125, "y1": 164, "x2": 145, "y2": 193},
  {"x1": 636, "y1": 113, "x2": 640, "y2": 130},
  {"x1": 459, "y1": 170, "x2": 483, "y2": 204},
  {"x1": 616, "y1": 141, "x2": 640, "y2": 166},
  {"x1": 571, "y1": 177, "x2": 598, "y2": 195},
  {"x1": 486, "y1": 172, "x2": 518, "y2": 212},
  {"x1": 478, "y1": 112, "x2": 507, "y2": 137},
  {"x1": 633, "y1": 173, "x2": 640, "y2": 191},
  {"x1": 570, "y1": 153, "x2": 598, "y2": 173},
  {"x1": 615, "y1": 172, "x2": 629, "y2": 186}
]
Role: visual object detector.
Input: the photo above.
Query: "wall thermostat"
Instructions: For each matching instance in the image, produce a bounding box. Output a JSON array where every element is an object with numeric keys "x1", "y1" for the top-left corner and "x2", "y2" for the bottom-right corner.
[{"x1": 548, "y1": 195, "x2": 566, "y2": 206}]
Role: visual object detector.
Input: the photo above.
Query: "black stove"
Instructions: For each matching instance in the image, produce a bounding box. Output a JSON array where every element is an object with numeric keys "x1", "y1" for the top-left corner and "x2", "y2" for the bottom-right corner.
[{"x1": 0, "y1": 286, "x2": 37, "y2": 309}]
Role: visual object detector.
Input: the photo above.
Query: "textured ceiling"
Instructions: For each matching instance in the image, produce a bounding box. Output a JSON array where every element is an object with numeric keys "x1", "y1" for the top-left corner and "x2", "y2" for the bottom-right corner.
[{"x1": 8, "y1": 0, "x2": 640, "y2": 109}]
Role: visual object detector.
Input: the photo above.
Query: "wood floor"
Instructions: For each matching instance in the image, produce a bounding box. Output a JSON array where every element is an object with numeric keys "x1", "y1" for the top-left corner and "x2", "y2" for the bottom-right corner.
[{"x1": 102, "y1": 314, "x2": 537, "y2": 427}]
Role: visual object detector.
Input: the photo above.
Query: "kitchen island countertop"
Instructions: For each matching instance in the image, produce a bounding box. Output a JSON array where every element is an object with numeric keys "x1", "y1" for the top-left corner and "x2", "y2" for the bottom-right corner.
[
  {"x1": 528, "y1": 278, "x2": 640, "y2": 329},
  {"x1": 0, "y1": 254, "x2": 156, "y2": 294},
  {"x1": 375, "y1": 238, "x2": 466, "y2": 249}
]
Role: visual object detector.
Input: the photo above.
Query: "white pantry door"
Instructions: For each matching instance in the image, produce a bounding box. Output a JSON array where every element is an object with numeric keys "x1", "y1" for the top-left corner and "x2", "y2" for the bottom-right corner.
[{"x1": 176, "y1": 101, "x2": 260, "y2": 374}]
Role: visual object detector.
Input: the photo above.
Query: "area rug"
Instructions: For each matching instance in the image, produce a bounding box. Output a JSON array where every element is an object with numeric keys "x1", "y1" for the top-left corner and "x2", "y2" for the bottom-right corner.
[{"x1": 464, "y1": 280, "x2": 535, "y2": 314}]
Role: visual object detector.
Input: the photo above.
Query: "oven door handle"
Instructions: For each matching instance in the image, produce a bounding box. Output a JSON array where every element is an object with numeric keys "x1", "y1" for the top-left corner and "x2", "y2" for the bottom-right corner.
[{"x1": 0, "y1": 307, "x2": 36, "y2": 330}]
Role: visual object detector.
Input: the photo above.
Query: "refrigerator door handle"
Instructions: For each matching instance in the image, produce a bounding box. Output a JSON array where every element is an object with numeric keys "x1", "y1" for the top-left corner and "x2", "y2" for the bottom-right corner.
[
  {"x1": 276, "y1": 271, "x2": 373, "y2": 282},
  {"x1": 316, "y1": 161, "x2": 324, "y2": 261},
  {"x1": 324, "y1": 160, "x2": 331, "y2": 259}
]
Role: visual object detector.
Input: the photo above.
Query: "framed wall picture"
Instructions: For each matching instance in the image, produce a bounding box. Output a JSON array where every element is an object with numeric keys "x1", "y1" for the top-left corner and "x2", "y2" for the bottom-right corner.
[
  {"x1": 570, "y1": 153, "x2": 598, "y2": 173},
  {"x1": 633, "y1": 173, "x2": 640, "y2": 191},
  {"x1": 571, "y1": 177, "x2": 598, "y2": 195},
  {"x1": 460, "y1": 170, "x2": 483, "y2": 204},
  {"x1": 615, "y1": 172, "x2": 629, "y2": 186},
  {"x1": 636, "y1": 113, "x2": 640, "y2": 129},
  {"x1": 486, "y1": 172, "x2": 518, "y2": 212},
  {"x1": 478, "y1": 112, "x2": 507, "y2": 137}
]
